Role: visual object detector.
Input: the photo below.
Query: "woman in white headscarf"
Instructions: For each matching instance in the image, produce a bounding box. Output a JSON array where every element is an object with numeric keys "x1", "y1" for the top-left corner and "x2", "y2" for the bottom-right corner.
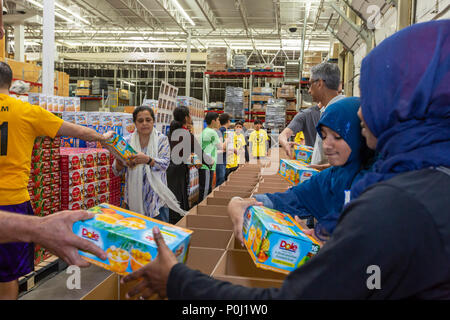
[{"x1": 112, "y1": 106, "x2": 187, "y2": 222}]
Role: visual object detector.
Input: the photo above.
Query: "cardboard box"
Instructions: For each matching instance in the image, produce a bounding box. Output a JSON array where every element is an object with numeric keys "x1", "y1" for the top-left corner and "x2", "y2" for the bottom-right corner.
[
  {"x1": 293, "y1": 145, "x2": 314, "y2": 163},
  {"x1": 278, "y1": 159, "x2": 319, "y2": 185},
  {"x1": 206, "y1": 197, "x2": 231, "y2": 206},
  {"x1": 189, "y1": 228, "x2": 233, "y2": 249},
  {"x1": 211, "y1": 249, "x2": 286, "y2": 281},
  {"x1": 196, "y1": 204, "x2": 229, "y2": 217},
  {"x1": 213, "y1": 191, "x2": 252, "y2": 199},
  {"x1": 73, "y1": 203, "x2": 193, "y2": 275},
  {"x1": 219, "y1": 186, "x2": 255, "y2": 193},
  {"x1": 242, "y1": 206, "x2": 321, "y2": 274},
  {"x1": 254, "y1": 187, "x2": 289, "y2": 194},
  {"x1": 77, "y1": 80, "x2": 91, "y2": 88},
  {"x1": 185, "y1": 247, "x2": 226, "y2": 275},
  {"x1": 177, "y1": 215, "x2": 233, "y2": 231}
]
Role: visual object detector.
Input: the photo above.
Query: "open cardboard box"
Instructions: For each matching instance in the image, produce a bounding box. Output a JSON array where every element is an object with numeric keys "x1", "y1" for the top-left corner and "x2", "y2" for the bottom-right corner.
[
  {"x1": 219, "y1": 185, "x2": 255, "y2": 193},
  {"x1": 196, "y1": 204, "x2": 229, "y2": 216},
  {"x1": 211, "y1": 249, "x2": 286, "y2": 288},
  {"x1": 189, "y1": 228, "x2": 233, "y2": 249},
  {"x1": 176, "y1": 214, "x2": 233, "y2": 231},
  {"x1": 213, "y1": 190, "x2": 252, "y2": 199},
  {"x1": 186, "y1": 247, "x2": 226, "y2": 275},
  {"x1": 206, "y1": 197, "x2": 231, "y2": 206},
  {"x1": 254, "y1": 187, "x2": 289, "y2": 194}
]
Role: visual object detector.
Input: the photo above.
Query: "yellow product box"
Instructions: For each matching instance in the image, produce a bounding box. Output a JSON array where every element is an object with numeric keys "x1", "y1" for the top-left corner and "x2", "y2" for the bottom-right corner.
[
  {"x1": 73, "y1": 203, "x2": 193, "y2": 275},
  {"x1": 243, "y1": 205, "x2": 321, "y2": 274},
  {"x1": 278, "y1": 159, "x2": 318, "y2": 185},
  {"x1": 103, "y1": 132, "x2": 137, "y2": 165},
  {"x1": 293, "y1": 145, "x2": 314, "y2": 163}
]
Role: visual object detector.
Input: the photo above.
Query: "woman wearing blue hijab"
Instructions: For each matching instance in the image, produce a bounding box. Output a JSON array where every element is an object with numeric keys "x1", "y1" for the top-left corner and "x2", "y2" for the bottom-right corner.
[
  {"x1": 230, "y1": 96, "x2": 371, "y2": 240},
  {"x1": 120, "y1": 21, "x2": 450, "y2": 300}
]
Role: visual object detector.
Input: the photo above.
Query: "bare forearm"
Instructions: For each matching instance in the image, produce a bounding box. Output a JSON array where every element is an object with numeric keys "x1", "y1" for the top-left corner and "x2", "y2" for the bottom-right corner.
[
  {"x1": 0, "y1": 211, "x2": 38, "y2": 244},
  {"x1": 57, "y1": 122, "x2": 105, "y2": 142},
  {"x1": 279, "y1": 128, "x2": 293, "y2": 147}
]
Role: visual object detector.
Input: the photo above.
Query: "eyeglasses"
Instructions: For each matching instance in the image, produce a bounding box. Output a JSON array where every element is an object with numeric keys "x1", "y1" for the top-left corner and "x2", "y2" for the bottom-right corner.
[{"x1": 308, "y1": 79, "x2": 321, "y2": 89}]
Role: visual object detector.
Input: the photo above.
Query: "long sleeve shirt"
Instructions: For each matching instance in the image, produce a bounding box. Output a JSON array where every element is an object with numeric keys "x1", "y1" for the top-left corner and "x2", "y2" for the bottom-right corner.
[
  {"x1": 112, "y1": 132, "x2": 170, "y2": 217},
  {"x1": 167, "y1": 167, "x2": 450, "y2": 299}
]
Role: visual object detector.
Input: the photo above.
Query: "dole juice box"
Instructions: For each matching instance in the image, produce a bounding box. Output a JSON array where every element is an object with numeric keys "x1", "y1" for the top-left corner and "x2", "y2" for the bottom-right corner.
[
  {"x1": 293, "y1": 145, "x2": 314, "y2": 163},
  {"x1": 122, "y1": 114, "x2": 135, "y2": 139},
  {"x1": 243, "y1": 206, "x2": 321, "y2": 274},
  {"x1": 75, "y1": 112, "x2": 88, "y2": 126},
  {"x1": 73, "y1": 203, "x2": 193, "y2": 275},
  {"x1": 104, "y1": 133, "x2": 137, "y2": 165},
  {"x1": 278, "y1": 159, "x2": 318, "y2": 185}
]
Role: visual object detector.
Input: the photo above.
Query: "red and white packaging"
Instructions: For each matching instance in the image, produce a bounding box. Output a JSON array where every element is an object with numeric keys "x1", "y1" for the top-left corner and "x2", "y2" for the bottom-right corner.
[
  {"x1": 96, "y1": 149, "x2": 110, "y2": 167},
  {"x1": 82, "y1": 152, "x2": 96, "y2": 168},
  {"x1": 84, "y1": 167, "x2": 97, "y2": 183},
  {"x1": 97, "y1": 166, "x2": 110, "y2": 181},
  {"x1": 98, "y1": 192, "x2": 110, "y2": 204},
  {"x1": 97, "y1": 179, "x2": 109, "y2": 195},
  {"x1": 84, "y1": 181, "x2": 97, "y2": 199},
  {"x1": 68, "y1": 201, "x2": 83, "y2": 210},
  {"x1": 84, "y1": 197, "x2": 98, "y2": 210}
]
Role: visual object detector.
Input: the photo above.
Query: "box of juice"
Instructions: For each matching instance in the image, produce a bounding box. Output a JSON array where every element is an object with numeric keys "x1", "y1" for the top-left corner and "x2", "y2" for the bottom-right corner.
[
  {"x1": 103, "y1": 133, "x2": 137, "y2": 165},
  {"x1": 278, "y1": 159, "x2": 318, "y2": 185},
  {"x1": 122, "y1": 114, "x2": 135, "y2": 139},
  {"x1": 242, "y1": 205, "x2": 321, "y2": 274},
  {"x1": 72, "y1": 203, "x2": 193, "y2": 275},
  {"x1": 293, "y1": 145, "x2": 314, "y2": 163}
]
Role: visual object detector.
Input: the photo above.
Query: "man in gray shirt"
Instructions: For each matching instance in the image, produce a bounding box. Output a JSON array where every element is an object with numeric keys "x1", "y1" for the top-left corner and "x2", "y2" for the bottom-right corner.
[
  {"x1": 278, "y1": 105, "x2": 321, "y2": 158},
  {"x1": 308, "y1": 62, "x2": 346, "y2": 169}
]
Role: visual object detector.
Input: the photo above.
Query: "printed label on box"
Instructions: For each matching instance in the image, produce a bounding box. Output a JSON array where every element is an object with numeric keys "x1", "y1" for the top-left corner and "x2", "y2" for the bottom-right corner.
[
  {"x1": 72, "y1": 203, "x2": 192, "y2": 275},
  {"x1": 243, "y1": 206, "x2": 321, "y2": 274}
]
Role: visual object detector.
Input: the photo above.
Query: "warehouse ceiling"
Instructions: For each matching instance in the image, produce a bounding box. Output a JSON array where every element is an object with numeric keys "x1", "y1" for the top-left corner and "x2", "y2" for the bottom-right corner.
[{"x1": 3, "y1": 0, "x2": 395, "y2": 63}]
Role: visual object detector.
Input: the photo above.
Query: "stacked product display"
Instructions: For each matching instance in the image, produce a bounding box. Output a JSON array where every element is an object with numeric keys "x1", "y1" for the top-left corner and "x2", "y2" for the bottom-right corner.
[
  {"x1": 29, "y1": 93, "x2": 80, "y2": 112},
  {"x1": 206, "y1": 47, "x2": 228, "y2": 71},
  {"x1": 177, "y1": 96, "x2": 205, "y2": 136},
  {"x1": 28, "y1": 136, "x2": 62, "y2": 217},
  {"x1": 265, "y1": 98, "x2": 286, "y2": 130},
  {"x1": 225, "y1": 87, "x2": 245, "y2": 119},
  {"x1": 232, "y1": 54, "x2": 247, "y2": 70},
  {"x1": 28, "y1": 136, "x2": 62, "y2": 265},
  {"x1": 60, "y1": 148, "x2": 120, "y2": 210},
  {"x1": 157, "y1": 81, "x2": 178, "y2": 135},
  {"x1": 59, "y1": 111, "x2": 134, "y2": 148}
]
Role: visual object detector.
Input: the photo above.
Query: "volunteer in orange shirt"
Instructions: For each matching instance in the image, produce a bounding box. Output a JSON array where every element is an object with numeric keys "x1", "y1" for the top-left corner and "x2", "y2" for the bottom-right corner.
[{"x1": 0, "y1": 62, "x2": 108, "y2": 299}]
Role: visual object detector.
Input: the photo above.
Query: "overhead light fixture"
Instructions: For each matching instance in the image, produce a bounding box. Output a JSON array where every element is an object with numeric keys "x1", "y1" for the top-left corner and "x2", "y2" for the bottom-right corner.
[
  {"x1": 122, "y1": 80, "x2": 135, "y2": 87},
  {"x1": 26, "y1": 0, "x2": 82, "y2": 25},
  {"x1": 55, "y1": 1, "x2": 90, "y2": 25},
  {"x1": 172, "y1": 0, "x2": 195, "y2": 26}
]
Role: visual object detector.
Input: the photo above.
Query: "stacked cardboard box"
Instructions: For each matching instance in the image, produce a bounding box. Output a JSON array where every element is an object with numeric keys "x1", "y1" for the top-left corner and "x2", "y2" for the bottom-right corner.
[
  {"x1": 232, "y1": 54, "x2": 247, "y2": 69},
  {"x1": 277, "y1": 85, "x2": 296, "y2": 99},
  {"x1": 60, "y1": 148, "x2": 118, "y2": 210},
  {"x1": 265, "y1": 98, "x2": 286, "y2": 130},
  {"x1": 206, "y1": 47, "x2": 228, "y2": 71},
  {"x1": 91, "y1": 78, "x2": 108, "y2": 96},
  {"x1": 28, "y1": 136, "x2": 61, "y2": 217},
  {"x1": 76, "y1": 80, "x2": 91, "y2": 96},
  {"x1": 225, "y1": 87, "x2": 244, "y2": 119}
]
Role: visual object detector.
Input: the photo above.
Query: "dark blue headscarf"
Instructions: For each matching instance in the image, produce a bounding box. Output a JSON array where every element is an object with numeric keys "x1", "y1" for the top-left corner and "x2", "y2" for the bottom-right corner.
[
  {"x1": 351, "y1": 20, "x2": 450, "y2": 200},
  {"x1": 265, "y1": 97, "x2": 363, "y2": 235}
]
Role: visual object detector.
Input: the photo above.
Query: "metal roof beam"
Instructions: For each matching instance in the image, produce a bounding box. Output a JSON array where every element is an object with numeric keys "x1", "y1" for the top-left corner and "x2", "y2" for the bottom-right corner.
[
  {"x1": 153, "y1": 0, "x2": 190, "y2": 34},
  {"x1": 117, "y1": 0, "x2": 163, "y2": 30},
  {"x1": 194, "y1": 0, "x2": 218, "y2": 31}
]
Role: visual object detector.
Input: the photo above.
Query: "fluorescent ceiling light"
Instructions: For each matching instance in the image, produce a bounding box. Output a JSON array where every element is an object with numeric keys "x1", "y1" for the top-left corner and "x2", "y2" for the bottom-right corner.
[
  {"x1": 55, "y1": 1, "x2": 90, "y2": 25},
  {"x1": 26, "y1": 0, "x2": 81, "y2": 25},
  {"x1": 172, "y1": 0, "x2": 195, "y2": 26},
  {"x1": 122, "y1": 80, "x2": 135, "y2": 86}
]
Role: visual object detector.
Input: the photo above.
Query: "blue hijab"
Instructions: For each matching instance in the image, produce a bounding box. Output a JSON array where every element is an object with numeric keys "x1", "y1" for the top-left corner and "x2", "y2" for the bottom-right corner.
[
  {"x1": 351, "y1": 20, "x2": 450, "y2": 200},
  {"x1": 266, "y1": 97, "x2": 363, "y2": 235}
]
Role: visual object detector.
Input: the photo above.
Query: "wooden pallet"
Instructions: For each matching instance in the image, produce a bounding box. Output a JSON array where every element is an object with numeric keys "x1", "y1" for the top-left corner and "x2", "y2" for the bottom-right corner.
[{"x1": 18, "y1": 255, "x2": 67, "y2": 296}]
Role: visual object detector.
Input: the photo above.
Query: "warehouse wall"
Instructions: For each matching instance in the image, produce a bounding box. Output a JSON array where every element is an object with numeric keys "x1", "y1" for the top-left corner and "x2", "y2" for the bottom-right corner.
[
  {"x1": 415, "y1": 0, "x2": 450, "y2": 22},
  {"x1": 352, "y1": 5, "x2": 397, "y2": 97}
]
